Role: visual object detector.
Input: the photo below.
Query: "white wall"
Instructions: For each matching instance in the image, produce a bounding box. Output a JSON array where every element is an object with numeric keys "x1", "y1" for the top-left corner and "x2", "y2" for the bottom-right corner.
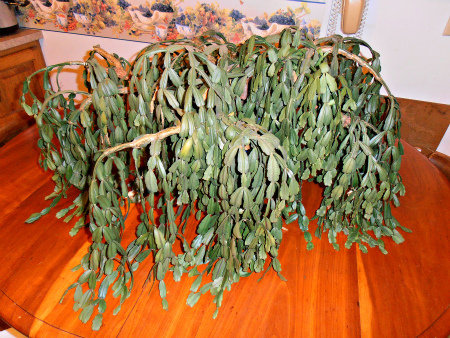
[
  {"x1": 39, "y1": 30, "x2": 148, "y2": 91},
  {"x1": 41, "y1": 0, "x2": 450, "y2": 104},
  {"x1": 39, "y1": 1, "x2": 450, "y2": 153},
  {"x1": 363, "y1": 0, "x2": 450, "y2": 155},
  {"x1": 322, "y1": 0, "x2": 450, "y2": 105}
]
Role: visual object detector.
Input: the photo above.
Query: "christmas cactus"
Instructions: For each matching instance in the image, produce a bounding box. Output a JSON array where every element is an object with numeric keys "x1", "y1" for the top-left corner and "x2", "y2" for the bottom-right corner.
[{"x1": 21, "y1": 29, "x2": 407, "y2": 330}]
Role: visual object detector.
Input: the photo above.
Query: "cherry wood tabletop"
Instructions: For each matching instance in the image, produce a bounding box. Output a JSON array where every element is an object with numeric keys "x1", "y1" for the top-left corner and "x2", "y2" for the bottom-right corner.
[{"x1": 0, "y1": 126, "x2": 448, "y2": 337}]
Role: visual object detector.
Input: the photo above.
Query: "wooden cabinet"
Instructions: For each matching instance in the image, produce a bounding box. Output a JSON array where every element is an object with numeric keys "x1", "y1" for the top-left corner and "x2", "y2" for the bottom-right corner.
[{"x1": 0, "y1": 30, "x2": 45, "y2": 146}]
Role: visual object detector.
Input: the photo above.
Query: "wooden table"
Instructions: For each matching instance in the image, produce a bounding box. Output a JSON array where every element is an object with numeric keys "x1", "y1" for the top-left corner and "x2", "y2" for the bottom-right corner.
[{"x1": 0, "y1": 127, "x2": 449, "y2": 337}]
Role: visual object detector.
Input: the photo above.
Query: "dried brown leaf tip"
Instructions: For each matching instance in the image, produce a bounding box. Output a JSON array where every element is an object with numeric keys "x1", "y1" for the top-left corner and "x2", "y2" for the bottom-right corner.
[{"x1": 342, "y1": 114, "x2": 352, "y2": 127}]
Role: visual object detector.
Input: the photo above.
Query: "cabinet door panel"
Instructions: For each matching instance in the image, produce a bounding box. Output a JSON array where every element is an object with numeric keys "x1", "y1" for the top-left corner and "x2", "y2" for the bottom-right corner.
[
  {"x1": 0, "y1": 59, "x2": 35, "y2": 116},
  {"x1": 0, "y1": 42, "x2": 45, "y2": 145}
]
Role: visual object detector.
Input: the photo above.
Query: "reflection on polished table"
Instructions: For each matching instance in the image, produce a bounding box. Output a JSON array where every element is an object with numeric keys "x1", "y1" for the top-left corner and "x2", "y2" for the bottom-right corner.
[{"x1": 0, "y1": 126, "x2": 448, "y2": 337}]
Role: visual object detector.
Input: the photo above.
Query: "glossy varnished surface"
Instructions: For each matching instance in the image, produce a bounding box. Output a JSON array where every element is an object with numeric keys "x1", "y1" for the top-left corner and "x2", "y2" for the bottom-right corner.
[{"x1": 0, "y1": 127, "x2": 448, "y2": 337}]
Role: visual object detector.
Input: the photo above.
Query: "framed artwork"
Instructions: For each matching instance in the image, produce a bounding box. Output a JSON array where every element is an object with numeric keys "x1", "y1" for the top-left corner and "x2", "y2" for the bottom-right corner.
[{"x1": 17, "y1": 0, "x2": 327, "y2": 43}]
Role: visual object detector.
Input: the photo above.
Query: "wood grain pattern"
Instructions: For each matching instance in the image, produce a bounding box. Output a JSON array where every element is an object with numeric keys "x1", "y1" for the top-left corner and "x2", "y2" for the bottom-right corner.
[
  {"x1": 429, "y1": 151, "x2": 450, "y2": 179},
  {"x1": 398, "y1": 98, "x2": 450, "y2": 156},
  {"x1": 0, "y1": 40, "x2": 45, "y2": 146},
  {"x1": 0, "y1": 317, "x2": 10, "y2": 331},
  {"x1": 356, "y1": 141, "x2": 450, "y2": 338},
  {"x1": 0, "y1": 127, "x2": 448, "y2": 337}
]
